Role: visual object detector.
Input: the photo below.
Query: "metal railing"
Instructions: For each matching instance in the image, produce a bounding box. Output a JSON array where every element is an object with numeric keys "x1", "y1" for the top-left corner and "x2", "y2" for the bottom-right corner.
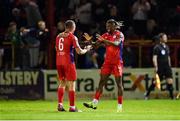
[
  {"x1": 1, "y1": 39, "x2": 180, "y2": 69},
  {"x1": 124, "y1": 39, "x2": 180, "y2": 67}
]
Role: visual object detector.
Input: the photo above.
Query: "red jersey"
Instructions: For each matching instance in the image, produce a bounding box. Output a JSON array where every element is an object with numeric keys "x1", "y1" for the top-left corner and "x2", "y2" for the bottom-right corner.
[
  {"x1": 56, "y1": 32, "x2": 79, "y2": 65},
  {"x1": 102, "y1": 30, "x2": 124, "y2": 65}
]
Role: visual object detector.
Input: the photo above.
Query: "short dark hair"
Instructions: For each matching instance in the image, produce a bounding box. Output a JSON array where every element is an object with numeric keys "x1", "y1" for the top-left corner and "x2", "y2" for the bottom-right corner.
[
  {"x1": 158, "y1": 33, "x2": 166, "y2": 39},
  {"x1": 65, "y1": 20, "x2": 75, "y2": 29},
  {"x1": 152, "y1": 35, "x2": 160, "y2": 43}
]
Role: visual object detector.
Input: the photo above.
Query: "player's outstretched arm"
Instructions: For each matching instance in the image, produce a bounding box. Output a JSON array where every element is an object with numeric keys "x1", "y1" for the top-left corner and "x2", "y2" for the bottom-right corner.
[
  {"x1": 96, "y1": 34, "x2": 121, "y2": 46},
  {"x1": 75, "y1": 45, "x2": 92, "y2": 55},
  {"x1": 83, "y1": 33, "x2": 104, "y2": 49},
  {"x1": 75, "y1": 37, "x2": 92, "y2": 55}
]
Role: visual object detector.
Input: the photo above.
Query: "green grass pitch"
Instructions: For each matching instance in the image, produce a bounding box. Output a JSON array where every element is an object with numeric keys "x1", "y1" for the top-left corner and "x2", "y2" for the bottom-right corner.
[{"x1": 0, "y1": 99, "x2": 180, "y2": 120}]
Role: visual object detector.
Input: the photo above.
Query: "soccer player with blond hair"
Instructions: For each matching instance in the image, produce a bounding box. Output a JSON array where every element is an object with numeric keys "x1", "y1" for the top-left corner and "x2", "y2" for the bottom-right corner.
[{"x1": 56, "y1": 20, "x2": 91, "y2": 112}]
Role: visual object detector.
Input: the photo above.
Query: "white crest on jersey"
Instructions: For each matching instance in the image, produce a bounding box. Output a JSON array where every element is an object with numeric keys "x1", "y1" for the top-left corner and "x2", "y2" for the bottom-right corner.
[{"x1": 161, "y1": 50, "x2": 166, "y2": 55}]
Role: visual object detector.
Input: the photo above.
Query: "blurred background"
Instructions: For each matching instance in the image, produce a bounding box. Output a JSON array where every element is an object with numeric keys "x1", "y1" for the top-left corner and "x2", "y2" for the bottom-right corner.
[{"x1": 0, "y1": 0, "x2": 180, "y2": 70}]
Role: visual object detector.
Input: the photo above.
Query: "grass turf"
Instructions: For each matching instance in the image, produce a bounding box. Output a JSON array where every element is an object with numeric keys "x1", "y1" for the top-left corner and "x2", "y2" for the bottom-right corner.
[{"x1": 0, "y1": 99, "x2": 180, "y2": 120}]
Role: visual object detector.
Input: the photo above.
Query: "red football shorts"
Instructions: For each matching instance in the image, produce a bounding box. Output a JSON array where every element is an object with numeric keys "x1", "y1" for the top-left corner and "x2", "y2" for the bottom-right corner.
[
  {"x1": 101, "y1": 63, "x2": 123, "y2": 76},
  {"x1": 56, "y1": 64, "x2": 77, "y2": 81}
]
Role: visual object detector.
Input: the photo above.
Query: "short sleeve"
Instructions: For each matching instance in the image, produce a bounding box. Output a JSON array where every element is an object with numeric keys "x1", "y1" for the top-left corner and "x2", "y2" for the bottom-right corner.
[
  {"x1": 116, "y1": 32, "x2": 124, "y2": 42},
  {"x1": 72, "y1": 35, "x2": 80, "y2": 48},
  {"x1": 153, "y1": 45, "x2": 159, "y2": 55}
]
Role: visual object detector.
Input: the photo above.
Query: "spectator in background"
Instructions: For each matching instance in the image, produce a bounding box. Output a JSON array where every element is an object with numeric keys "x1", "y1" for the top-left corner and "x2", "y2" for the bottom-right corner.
[
  {"x1": 91, "y1": 0, "x2": 108, "y2": 32},
  {"x1": 19, "y1": 27, "x2": 30, "y2": 69},
  {"x1": 55, "y1": 0, "x2": 70, "y2": 21},
  {"x1": 123, "y1": 47, "x2": 135, "y2": 68},
  {"x1": 76, "y1": 0, "x2": 92, "y2": 33},
  {"x1": 37, "y1": 21, "x2": 49, "y2": 69},
  {"x1": 27, "y1": 27, "x2": 40, "y2": 69},
  {"x1": 4, "y1": 22, "x2": 22, "y2": 69},
  {"x1": 68, "y1": 0, "x2": 80, "y2": 12},
  {"x1": 146, "y1": 19, "x2": 159, "y2": 39},
  {"x1": 56, "y1": 21, "x2": 65, "y2": 35},
  {"x1": 148, "y1": 0, "x2": 159, "y2": 20},
  {"x1": 75, "y1": 0, "x2": 93, "y2": 69},
  {"x1": 3, "y1": 24, "x2": 13, "y2": 69},
  {"x1": 91, "y1": 51, "x2": 99, "y2": 68},
  {"x1": 11, "y1": 7, "x2": 27, "y2": 28},
  {"x1": 83, "y1": 49, "x2": 99, "y2": 69},
  {"x1": 108, "y1": 5, "x2": 120, "y2": 21},
  {"x1": 19, "y1": 27, "x2": 39, "y2": 69},
  {"x1": 6, "y1": 22, "x2": 22, "y2": 69},
  {"x1": 19, "y1": 0, "x2": 42, "y2": 27},
  {"x1": 131, "y1": 0, "x2": 151, "y2": 39},
  {"x1": 95, "y1": 46, "x2": 106, "y2": 68}
]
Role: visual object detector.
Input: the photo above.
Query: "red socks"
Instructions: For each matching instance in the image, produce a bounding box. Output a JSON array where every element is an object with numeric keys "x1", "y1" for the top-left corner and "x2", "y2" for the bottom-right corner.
[
  {"x1": 58, "y1": 87, "x2": 65, "y2": 104},
  {"x1": 69, "y1": 90, "x2": 75, "y2": 106},
  {"x1": 58, "y1": 88, "x2": 75, "y2": 108},
  {"x1": 118, "y1": 96, "x2": 123, "y2": 104},
  {"x1": 94, "y1": 91, "x2": 101, "y2": 100},
  {"x1": 58, "y1": 88, "x2": 75, "y2": 107}
]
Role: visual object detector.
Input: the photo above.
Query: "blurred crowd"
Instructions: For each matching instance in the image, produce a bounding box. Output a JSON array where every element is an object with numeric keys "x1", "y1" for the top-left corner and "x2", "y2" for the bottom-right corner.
[
  {"x1": 0, "y1": 0, "x2": 49, "y2": 69},
  {"x1": 56, "y1": 0, "x2": 180, "y2": 39},
  {"x1": 0, "y1": 0, "x2": 180, "y2": 69}
]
